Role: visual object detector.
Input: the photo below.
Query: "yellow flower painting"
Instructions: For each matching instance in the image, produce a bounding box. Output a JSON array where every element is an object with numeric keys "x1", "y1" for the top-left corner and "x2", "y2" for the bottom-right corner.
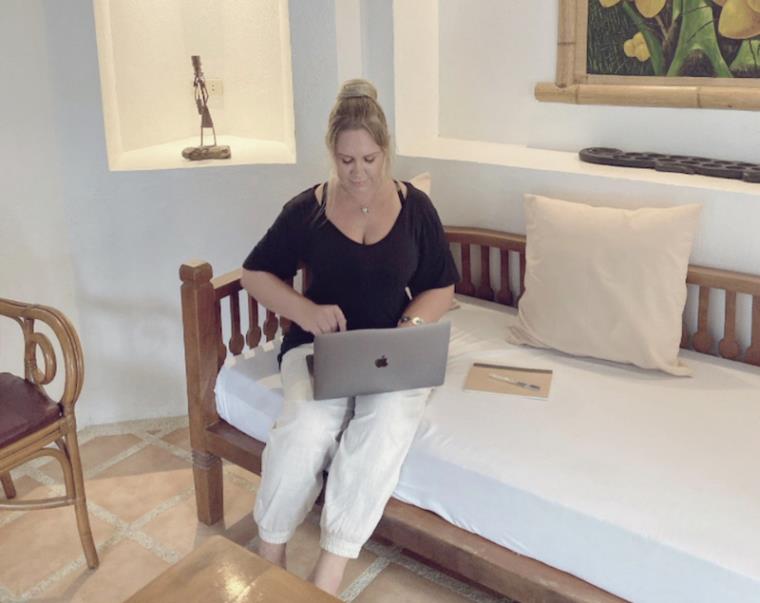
[{"x1": 588, "y1": 0, "x2": 760, "y2": 77}]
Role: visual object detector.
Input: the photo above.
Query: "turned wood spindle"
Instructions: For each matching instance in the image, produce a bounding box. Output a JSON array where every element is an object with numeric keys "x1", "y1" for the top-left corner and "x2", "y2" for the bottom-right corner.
[
  {"x1": 476, "y1": 245, "x2": 495, "y2": 301},
  {"x1": 228, "y1": 293, "x2": 244, "y2": 355},
  {"x1": 718, "y1": 291, "x2": 740, "y2": 360},
  {"x1": 457, "y1": 244, "x2": 476, "y2": 296},
  {"x1": 263, "y1": 309, "x2": 279, "y2": 342},
  {"x1": 246, "y1": 296, "x2": 262, "y2": 349},
  {"x1": 497, "y1": 249, "x2": 513, "y2": 306},
  {"x1": 214, "y1": 300, "x2": 226, "y2": 369},
  {"x1": 691, "y1": 286, "x2": 713, "y2": 354},
  {"x1": 745, "y1": 296, "x2": 760, "y2": 366}
]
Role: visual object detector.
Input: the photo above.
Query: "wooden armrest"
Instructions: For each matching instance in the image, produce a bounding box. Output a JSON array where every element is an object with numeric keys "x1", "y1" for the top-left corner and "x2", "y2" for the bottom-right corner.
[{"x1": 0, "y1": 297, "x2": 84, "y2": 411}]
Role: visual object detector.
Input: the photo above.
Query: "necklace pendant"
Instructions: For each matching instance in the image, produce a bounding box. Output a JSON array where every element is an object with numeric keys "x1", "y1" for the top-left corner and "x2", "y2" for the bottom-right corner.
[{"x1": 361, "y1": 206, "x2": 369, "y2": 214}]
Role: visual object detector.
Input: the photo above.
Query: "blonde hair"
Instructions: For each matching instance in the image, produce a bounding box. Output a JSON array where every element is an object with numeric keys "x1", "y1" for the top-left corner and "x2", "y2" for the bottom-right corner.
[{"x1": 325, "y1": 79, "x2": 391, "y2": 172}]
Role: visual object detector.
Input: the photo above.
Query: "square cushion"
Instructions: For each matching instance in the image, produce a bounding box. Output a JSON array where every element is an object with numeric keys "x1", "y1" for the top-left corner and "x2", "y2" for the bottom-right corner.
[
  {"x1": 0, "y1": 372, "x2": 62, "y2": 448},
  {"x1": 505, "y1": 194, "x2": 701, "y2": 376},
  {"x1": 409, "y1": 172, "x2": 432, "y2": 196}
]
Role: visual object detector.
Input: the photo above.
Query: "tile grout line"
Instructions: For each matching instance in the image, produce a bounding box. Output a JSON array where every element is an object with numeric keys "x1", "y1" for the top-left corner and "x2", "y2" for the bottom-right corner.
[
  {"x1": 17, "y1": 531, "x2": 125, "y2": 601},
  {"x1": 0, "y1": 510, "x2": 24, "y2": 529},
  {"x1": 391, "y1": 551, "x2": 511, "y2": 603},
  {"x1": 80, "y1": 416, "x2": 188, "y2": 438},
  {"x1": 0, "y1": 585, "x2": 18, "y2": 603},
  {"x1": 339, "y1": 556, "x2": 393, "y2": 602},
  {"x1": 133, "y1": 431, "x2": 193, "y2": 462},
  {"x1": 82, "y1": 440, "x2": 153, "y2": 479},
  {"x1": 339, "y1": 544, "x2": 403, "y2": 602}
]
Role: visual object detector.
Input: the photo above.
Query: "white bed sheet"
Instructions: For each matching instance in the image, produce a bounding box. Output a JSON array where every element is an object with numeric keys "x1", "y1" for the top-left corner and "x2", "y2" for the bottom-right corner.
[{"x1": 215, "y1": 297, "x2": 760, "y2": 603}]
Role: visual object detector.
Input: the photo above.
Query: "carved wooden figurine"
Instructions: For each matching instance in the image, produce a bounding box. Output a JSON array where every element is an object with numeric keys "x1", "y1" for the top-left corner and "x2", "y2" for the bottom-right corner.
[{"x1": 182, "y1": 55, "x2": 231, "y2": 161}]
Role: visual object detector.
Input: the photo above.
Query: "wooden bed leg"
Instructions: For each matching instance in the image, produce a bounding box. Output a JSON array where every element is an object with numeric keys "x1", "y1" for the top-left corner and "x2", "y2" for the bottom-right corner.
[
  {"x1": 181, "y1": 261, "x2": 225, "y2": 525},
  {"x1": 192, "y1": 450, "x2": 223, "y2": 525}
]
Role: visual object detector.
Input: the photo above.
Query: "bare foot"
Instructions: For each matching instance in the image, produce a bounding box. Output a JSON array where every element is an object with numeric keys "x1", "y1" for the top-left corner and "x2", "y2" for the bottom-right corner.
[
  {"x1": 257, "y1": 539, "x2": 287, "y2": 569},
  {"x1": 309, "y1": 550, "x2": 350, "y2": 595}
]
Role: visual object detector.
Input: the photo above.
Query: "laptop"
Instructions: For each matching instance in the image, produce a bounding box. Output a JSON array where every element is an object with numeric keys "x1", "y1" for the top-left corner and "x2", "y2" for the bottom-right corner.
[{"x1": 306, "y1": 322, "x2": 451, "y2": 400}]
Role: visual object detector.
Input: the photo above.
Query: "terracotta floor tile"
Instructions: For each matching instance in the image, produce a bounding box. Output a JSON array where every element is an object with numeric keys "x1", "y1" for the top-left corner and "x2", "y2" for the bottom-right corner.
[
  {"x1": 85, "y1": 445, "x2": 193, "y2": 523},
  {"x1": 0, "y1": 505, "x2": 115, "y2": 595},
  {"x1": 140, "y1": 478, "x2": 258, "y2": 558},
  {"x1": 286, "y1": 518, "x2": 377, "y2": 592},
  {"x1": 354, "y1": 563, "x2": 479, "y2": 603},
  {"x1": 39, "y1": 434, "x2": 142, "y2": 483},
  {"x1": 40, "y1": 539, "x2": 170, "y2": 603},
  {"x1": 161, "y1": 427, "x2": 190, "y2": 452}
]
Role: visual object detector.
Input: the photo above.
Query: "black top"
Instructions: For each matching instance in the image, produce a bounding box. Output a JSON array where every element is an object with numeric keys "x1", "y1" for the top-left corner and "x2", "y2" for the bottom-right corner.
[{"x1": 243, "y1": 181, "x2": 460, "y2": 362}]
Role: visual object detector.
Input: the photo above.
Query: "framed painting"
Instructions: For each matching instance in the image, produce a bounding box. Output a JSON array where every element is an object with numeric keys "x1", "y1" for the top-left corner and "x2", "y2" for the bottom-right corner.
[{"x1": 536, "y1": 0, "x2": 760, "y2": 110}]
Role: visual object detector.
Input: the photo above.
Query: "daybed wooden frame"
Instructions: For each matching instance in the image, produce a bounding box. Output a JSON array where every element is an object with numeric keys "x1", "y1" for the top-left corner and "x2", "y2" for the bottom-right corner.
[{"x1": 180, "y1": 226, "x2": 760, "y2": 603}]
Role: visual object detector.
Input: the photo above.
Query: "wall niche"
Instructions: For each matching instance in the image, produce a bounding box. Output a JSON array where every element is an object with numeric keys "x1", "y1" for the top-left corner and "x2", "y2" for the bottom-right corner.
[{"x1": 93, "y1": 0, "x2": 296, "y2": 171}]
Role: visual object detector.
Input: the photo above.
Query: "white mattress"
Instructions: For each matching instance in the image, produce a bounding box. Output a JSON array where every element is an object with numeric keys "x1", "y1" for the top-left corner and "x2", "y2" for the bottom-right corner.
[{"x1": 215, "y1": 297, "x2": 760, "y2": 603}]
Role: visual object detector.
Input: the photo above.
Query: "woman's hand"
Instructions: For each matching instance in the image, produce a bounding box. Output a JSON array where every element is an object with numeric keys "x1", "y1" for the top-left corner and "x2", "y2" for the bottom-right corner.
[
  {"x1": 242, "y1": 270, "x2": 346, "y2": 336},
  {"x1": 296, "y1": 299, "x2": 347, "y2": 335}
]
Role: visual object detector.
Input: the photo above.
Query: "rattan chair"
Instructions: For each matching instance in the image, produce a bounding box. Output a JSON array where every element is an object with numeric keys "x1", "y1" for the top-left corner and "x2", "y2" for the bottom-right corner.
[{"x1": 0, "y1": 297, "x2": 98, "y2": 569}]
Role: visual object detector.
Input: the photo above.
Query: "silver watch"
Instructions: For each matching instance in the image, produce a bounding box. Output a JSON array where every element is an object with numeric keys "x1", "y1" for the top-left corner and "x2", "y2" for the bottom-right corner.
[{"x1": 398, "y1": 315, "x2": 425, "y2": 326}]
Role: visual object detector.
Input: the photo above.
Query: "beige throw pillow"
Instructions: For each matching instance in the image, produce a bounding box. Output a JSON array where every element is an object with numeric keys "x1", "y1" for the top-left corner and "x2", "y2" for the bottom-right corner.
[
  {"x1": 505, "y1": 194, "x2": 701, "y2": 376},
  {"x1": 410, "y1": 172, "x2": 432, "y2": 195}
]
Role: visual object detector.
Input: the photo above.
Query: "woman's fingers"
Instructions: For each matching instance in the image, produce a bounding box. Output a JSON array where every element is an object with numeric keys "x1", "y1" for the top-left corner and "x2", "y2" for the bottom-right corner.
[
  {"x1": 307, "y1": 304, "x2": 347, "y2": 335},
  {"x1": 333, "y1": 306, "x2": 347, "y2": 331}
]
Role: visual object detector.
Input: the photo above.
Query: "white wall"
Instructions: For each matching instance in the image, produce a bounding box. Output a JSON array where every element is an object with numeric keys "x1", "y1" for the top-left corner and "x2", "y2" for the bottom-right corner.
[
  {"x1": 0, "y1": 2, "x2": 80, "y2": 384},
  {"x1": 1, "y1": 0, "x2": 339, "y2": 426},
  {"x1": 2, "y1": 0, "x2": 758, "y2": 426},
  {"x1": 438, "y1": 0, "x2": 760, "y2": 160}
]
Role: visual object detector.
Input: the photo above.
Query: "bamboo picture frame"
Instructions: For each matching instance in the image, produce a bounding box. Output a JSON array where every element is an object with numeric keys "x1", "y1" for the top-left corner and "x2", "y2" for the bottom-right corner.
[{"x1": 535, "y1": 0, "x2": 760, "y2": 111}]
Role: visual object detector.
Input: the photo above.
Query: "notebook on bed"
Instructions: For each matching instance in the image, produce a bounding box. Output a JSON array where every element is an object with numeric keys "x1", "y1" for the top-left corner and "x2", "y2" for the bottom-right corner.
[
  {"x1": 306, "y1": 322, "x2": 451, "y2": 400},
  {"x1": 464, "y1": 362, "x2": 553, "y2": 398}
]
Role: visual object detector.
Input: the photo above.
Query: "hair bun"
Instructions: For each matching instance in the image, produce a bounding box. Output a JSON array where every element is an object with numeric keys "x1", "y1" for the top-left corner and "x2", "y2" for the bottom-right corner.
[{"x1": 337, "y1": 79, "x2": 378, "y2": 101}]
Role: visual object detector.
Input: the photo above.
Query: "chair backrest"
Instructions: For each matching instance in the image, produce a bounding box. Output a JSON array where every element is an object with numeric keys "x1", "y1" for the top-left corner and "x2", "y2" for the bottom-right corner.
[{"x1": 0, "y1": 298, "x2": 84, "y2": 411}]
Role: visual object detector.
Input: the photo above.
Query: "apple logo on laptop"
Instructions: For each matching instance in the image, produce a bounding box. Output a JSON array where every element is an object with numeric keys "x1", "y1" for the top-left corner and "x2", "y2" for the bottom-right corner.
[{"x1": 375, "y1": 355, "x2": 388, "y2": 368}]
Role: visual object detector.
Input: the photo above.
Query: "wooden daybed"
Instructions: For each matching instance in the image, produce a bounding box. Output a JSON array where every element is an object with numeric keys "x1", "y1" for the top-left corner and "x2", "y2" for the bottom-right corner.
[{"x1": 179, "y1": 226, "x2": 760, "y2": 603}]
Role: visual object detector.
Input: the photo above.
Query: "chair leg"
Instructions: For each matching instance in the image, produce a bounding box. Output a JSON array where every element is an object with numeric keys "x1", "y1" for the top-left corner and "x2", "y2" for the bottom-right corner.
[
  {"x1": 67, "y1": 431, "x2": 99, "y2": 569},
  {"x1": 192, "y1": 450, "x2": 224, "y2": 525},
  {"x1": 1, "y1": 472, "x2": 16, "y2": 499}
]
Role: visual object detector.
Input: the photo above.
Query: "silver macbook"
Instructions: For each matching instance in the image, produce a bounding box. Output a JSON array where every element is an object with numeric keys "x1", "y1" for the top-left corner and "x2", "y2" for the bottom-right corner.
[{"x1": 307, "y1": 322, "x2": 451, "y2": 400}]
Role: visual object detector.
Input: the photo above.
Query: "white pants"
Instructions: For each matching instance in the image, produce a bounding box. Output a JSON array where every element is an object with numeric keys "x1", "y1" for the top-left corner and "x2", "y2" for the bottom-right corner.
[{"x1": 253, "y1": 344, "x2": 431, "y2": 558}]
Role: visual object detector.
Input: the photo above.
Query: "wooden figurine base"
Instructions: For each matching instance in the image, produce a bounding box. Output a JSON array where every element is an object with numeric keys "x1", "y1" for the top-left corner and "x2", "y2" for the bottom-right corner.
[{"x1": 182, "y1": 145, "x2": 231, "y2": 161}]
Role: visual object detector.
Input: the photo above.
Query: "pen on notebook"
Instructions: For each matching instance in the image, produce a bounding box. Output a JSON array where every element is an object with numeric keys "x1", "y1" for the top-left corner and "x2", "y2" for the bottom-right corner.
[{"x1": 488, "y1": 373, "x2": 541, "y2": 391}]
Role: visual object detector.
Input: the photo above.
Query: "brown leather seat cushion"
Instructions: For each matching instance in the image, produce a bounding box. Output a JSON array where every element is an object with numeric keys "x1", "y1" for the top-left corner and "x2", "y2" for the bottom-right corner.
[{"x1": 0, "y1": 373, "x2": 62, "y2": 448}]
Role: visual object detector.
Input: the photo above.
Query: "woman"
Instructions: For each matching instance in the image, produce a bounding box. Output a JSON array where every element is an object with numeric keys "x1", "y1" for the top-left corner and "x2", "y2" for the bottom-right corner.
[{"x1": 241, "y1": 79, "x2": 458, "y2": 595}]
